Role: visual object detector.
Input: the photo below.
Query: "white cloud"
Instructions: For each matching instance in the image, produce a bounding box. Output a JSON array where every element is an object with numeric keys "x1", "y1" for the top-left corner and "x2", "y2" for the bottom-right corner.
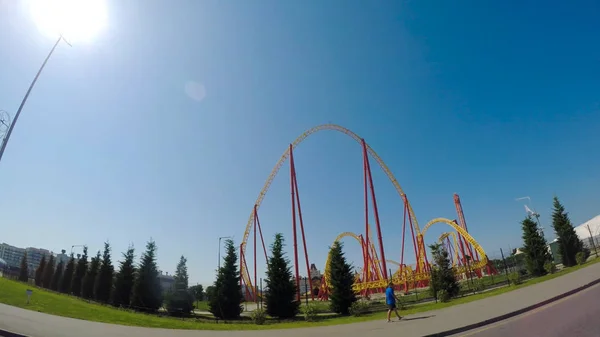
[{"x1": 184, "y1": 81, "x2": 207, "y2": 102}]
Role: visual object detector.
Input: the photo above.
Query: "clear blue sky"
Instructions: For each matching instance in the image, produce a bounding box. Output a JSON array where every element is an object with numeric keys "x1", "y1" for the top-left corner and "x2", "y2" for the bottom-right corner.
[{"x1": 1, "y1": 1, "x2": 599, "y2": 287}]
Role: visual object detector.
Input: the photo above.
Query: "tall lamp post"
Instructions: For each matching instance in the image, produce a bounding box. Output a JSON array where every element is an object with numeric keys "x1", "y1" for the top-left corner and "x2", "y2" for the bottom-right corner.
[
  {"x1": 0, "y1": 35, "x2": 71, "y2": 164},
  {"x1": 70, "y1": 244, "x2": 85, "y2": 255},
  {"x1": 516, "y1": 196, "x2": 545, "y2": 238}
]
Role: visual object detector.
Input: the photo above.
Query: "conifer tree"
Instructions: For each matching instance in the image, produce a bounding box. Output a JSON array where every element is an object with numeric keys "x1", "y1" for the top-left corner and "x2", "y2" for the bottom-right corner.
[
  {"x1": 264, "y1": 233, "x2": 299, "y2": 319},
  {"x1": 35, "y1": 255, "x2": 46, "y2": 287},
  {"x1": 209, "y1": 239, "x2": 243, "y2": 319},
  {"x1": 50, "y1": 260, "x2": 64, "y2": 291},
  {"x1": 429, "y1": 243, "x2": 460, "y2": 299},
  {"x1": 521, "y1": 217, "x2": 550, "y2": 276},
  {"x1": 18, "y1": 253, "x2": 29, "y2": 282},
  {"x1": 60, "y1": 254, "x2": 76, "y2": 294},
  {"x1": 112, "y1": 245, "x2": 136, "y2": 308},
  {"x1": 551, "y1": 196, "x2": 585, "y2": 267},
  {"x1": 328, "y1": 241, "x2": 357, "y2": 315},
  {"x1": 71, "y1": 246, "x2": 88, "y2": 297},
  {"x1": 94, "y1": 242, "x2": 114, "y2": 303},
  {"x1": 166, "y1": 255, "x2": 195, "y2": 316},
  {"x1": 42, "y1": 255, "x2": 55, "y2": 289},
  {"x1": 130, "y1": 240, "x2": 163, "y2": 312},
  {"x1": 82, "y1": 251, "x2": 101, "y2": 300}
]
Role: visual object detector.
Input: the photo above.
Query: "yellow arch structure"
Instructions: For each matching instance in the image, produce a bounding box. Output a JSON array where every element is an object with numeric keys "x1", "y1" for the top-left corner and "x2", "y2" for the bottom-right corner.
[
  {"x1": 438, "y1": 232, "x2": 460, "y2": 267},
  {"x1": 240, "y1": 124, "x2": 421, "y2": 293}
]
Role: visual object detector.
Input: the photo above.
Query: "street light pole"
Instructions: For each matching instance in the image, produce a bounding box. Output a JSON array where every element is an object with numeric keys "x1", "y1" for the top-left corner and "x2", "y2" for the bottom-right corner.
[
  {"x1": 70, "y1": 245, "x2": 85, "y2": 255},
  {"x1": 0, "y1": 35, "x2": 70, "y2": 164},
  {"x1": 516, "y1": 196, "x2": 545, "y2": 238}
]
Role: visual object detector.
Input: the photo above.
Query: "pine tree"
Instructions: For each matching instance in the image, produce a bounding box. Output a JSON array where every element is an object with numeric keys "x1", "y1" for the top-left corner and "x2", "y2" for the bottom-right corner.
[
  {"x1": 521, "y1": 217, "x2": 550, "y2": 276},
  {"x1": 429, "y1": 243, "x2": 460, "y2": 299},
  {"x1": 328, "y1": 241, "x2": 357, "y2": 315},
  {"x1": 82, "y1": 251, "x2": 101, "y2": 300},
  {"x1": 551, "y1": 196, "x2": 585, "y2": 267},
  {"x1": 35, "y1": 255, "x2": 46, "y2": 287},
  {"x1": 71, "y1": 246, "x2": 88, "y2": 297},
  {"x1": 208, "y1": 239, "x2": 243, "y2": 319},
  {"x1": 42, "y1": 255, "x2": 55, "y2": 289},
  {"x1": 264, "y1": 233, "x2": 299, "y2": 319},
  {"x1": 166, "y1": 256, "x2": 195, "y2": 316},
  {"x1": 130, "y1": 240, "x2": 163, "y2": 312},
  {"x1": 94, "y1": 242, "x2": 114, "y2": 303},
  {"x1": 18, "y1": 253, "x2": 29, "y2": 283},
  {"x1": 112, "y1": 245, "x2": 136, "y2": 308},
  {"x1": 60, "y1": 254, "x2": 76, "y2": 294},
  {"x1": 50, "y1": 260, "x2": 65, "y2": 291}
]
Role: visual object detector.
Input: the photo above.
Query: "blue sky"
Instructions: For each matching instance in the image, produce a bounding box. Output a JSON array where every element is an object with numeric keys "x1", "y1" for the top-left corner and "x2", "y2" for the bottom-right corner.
[{"x1": 1, "y1": 0, "x2": 599, "y2": 287}]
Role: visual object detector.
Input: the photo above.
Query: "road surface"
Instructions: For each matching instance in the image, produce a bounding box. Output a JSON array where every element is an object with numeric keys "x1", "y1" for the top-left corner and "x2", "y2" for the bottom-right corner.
[{"x1": 453, "y1": 282, "x2": 600, "y2": 337}]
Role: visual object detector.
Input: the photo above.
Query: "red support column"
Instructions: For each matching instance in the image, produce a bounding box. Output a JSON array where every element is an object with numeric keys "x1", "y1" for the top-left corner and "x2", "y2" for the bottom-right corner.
[
  {"x1": 253, "y1": 203, "x2": 258, "y2": 303},
  {"x1": 254, "y1": 205, "x2": 269, "y2": 262},
  {"x1": 289, "y1": 144, "x2": 301, "y2": 302},
  {"x1": 292, "y1": 166, "x2": 314, "y2": 300},
  {"x1": 362, "y1": 148, "x2": 371, "y2": 285}
]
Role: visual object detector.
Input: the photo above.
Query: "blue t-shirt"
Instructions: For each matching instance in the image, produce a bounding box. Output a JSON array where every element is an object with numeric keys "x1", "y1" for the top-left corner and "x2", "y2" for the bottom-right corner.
[{"x1": 385, "y1": 287, "x2": 395, "y2": 305}]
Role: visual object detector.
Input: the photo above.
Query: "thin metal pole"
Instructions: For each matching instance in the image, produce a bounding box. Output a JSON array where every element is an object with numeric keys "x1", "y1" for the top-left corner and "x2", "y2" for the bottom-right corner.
[
  {"x1": 586, "y1": 225, "x2": 598, "y2": 257},
  {"x1": 0, "y1": 36, "x2": 64, "y2": 163}
]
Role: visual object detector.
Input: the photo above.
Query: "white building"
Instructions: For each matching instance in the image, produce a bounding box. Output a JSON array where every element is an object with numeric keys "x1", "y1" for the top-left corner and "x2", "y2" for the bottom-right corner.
[
  {"x1": 574, "y1": 215, "x2": 600, "y2": 249},
  {"x1": 0, "y1": 243, "x2": 55, "y2": 277}
]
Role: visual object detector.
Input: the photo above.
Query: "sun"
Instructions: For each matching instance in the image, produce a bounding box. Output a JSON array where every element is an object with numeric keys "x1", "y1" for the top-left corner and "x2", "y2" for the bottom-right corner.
[{"x1": 28, "y1": 0, "x2": 108, "y2": 44}]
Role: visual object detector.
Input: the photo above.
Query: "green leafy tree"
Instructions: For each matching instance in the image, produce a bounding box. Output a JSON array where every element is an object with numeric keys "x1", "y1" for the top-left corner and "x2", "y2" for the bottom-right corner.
[
  {"x1": 189, "y1": 284, "x2": 204, "y2": 303},
  {"x1": 71, "y1": 247, "x2": 88, "y2": 297},
  {"x1": 521, "y1": 217, "x2": 550, "y2": 276},
  {"x1": 166, "y1": 256, "x2": 195, "y2": 316},
  {"x1": 112, "y1": 245, "x2": 136, "y2": 308},
  {"x1": 429, "y1": 243, "x2": 459, "y2": 300},
  {"x1": 50, "y1": 260, "x2": 65, "y2": 291},
  {"x1": 35, "y1": 255, "x2": 46, "y2": 287},
  {"x1": 205, "y1": 285, "x2": 215, "y2": 301},
  {"x1": 60, "y1": 254, "x2": 76, "y2": 294},
  {"x1": 264, "y1": 233, "x2": 299, "y2": 319},
  {"x1": 82, "y1": 251, "x2": 101, "y2": 300},
  {"x1": 42, "y1": 255, "x2": 55, "y2": 289},
  {"x1": 130, "y1": 240, "x2": 163, "y2": 312},
  {"x1": 328, "y1": 241, "x2": 357, "y2": 315},
  {"x1": 551, "y1": 196, "x2": 585, "y2": 267},
  {"x1": 18, "y1": 253, "x2": 29, "y2": 282},
  {"x1": 94, "y1": 242, "x2": 114, "y2": 303},
  {"x1": 209, "y1": 239, "x2": 243, "y2": 319}
]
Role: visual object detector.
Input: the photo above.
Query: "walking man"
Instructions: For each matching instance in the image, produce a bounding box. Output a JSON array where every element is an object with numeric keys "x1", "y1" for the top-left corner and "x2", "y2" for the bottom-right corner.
[{"x1": 386, "y1": 281, "x2": 402, "y2": 322}]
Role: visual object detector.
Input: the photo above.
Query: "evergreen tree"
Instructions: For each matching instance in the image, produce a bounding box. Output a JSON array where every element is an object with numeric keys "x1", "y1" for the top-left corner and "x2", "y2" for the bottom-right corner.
[
  {"x1": 521, "y1": 217, "x2": 550, "y2": 276},
  {"x1": 130, "y1": 240, "x2": 163, "y2": 312},
  {"x1": 189, "y1": 284, "x2": 204, "y2": 303},
  {"x1": 71, "y1": 246, "x2": 88, "y2": 297},
  {"x1": 208, "y1": 239, "x2": 243, "y2": 319},
  {"x1": 42, "y1": 255, "x2": 56, "y2": 289},
  {"x1": 35, "y1": 255, "x2": 46, "y2": 287},
  {"x1": 205, "y1": 285, "x2": 215, "y2": 301},
  {"x1": 166, "y1": 256, "x2": 195, "y2": 316},
  {"x1": 50, "y1": 260, "x2": 65, "y2": 291},
  {"x1": 264, "y1": 233, "x2": 299, "y2": 319},
  {"x1": 94, "y1": 242, "x2": 114, "y2": 303},
  {"x1": 60, "y1": 254, "x2": 76, "y2": 294},
  {"x1": 18, "y1": 253, "x2": 29, "y2": 283},
  {"x1": 429, "y1": 243, "x2": 460, "y2": 299},
  {"x1": 112, "y1": 245, "x2": 136, "y2": 308},
  {"x1": 328, "y1": 241, "x2": 357, "y2": 315},
  {"x1": 82, "y1": 251, "x2": 101, "y2": 300},
  {"x1": 551, "y1": 196, "x2": 585, "y2": 267}
]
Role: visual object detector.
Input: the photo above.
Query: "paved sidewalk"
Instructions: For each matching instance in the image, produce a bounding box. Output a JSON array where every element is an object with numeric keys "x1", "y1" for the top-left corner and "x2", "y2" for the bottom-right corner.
[{"x1": 1, "y1": 261, "x2": 600, "y2": 337}]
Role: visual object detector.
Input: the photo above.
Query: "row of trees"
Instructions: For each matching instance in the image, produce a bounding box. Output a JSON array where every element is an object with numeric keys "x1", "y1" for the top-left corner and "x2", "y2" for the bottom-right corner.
[{"x1": 18, "y1": 240, "x2": 195, "y2": 315}]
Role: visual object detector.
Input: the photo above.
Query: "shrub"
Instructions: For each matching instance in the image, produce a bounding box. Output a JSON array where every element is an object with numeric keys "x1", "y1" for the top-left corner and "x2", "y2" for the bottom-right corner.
[
  {"x1": 472, "y1": 279, "x2": 485, "y2": 292},
  {"x1": 544, "y1": 262, "x2": 557, "y2": 274},
  {"x1": 302, "y1": 304, "x2": 318, "y2": 322},
  {"x1": 508, "y1": 272, "x2": 522, "y2": 286},
  {"x1": 437, "y1": 289, "x2": 450, "y2": 303},
  {"x1": 576, "y1": 252, "x2": 586, "y2": 266},
  {"x1": 251, "y1": 308, "x2": 267, "y2": 325},
  {"x1": 349, "y1": 300, "x2": 370, "y2": 317}
]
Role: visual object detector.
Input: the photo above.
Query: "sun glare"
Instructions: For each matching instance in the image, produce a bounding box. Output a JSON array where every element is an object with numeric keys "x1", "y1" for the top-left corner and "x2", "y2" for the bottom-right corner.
[{"x1": 29, "y1": 0, "x2": 107, "y2": 44}]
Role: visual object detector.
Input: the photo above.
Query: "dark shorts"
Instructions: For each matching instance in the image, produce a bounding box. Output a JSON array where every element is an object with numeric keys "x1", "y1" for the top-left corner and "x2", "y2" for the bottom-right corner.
[{"x1": 387, "y1": 303, "x2": 396, "y2": 310}]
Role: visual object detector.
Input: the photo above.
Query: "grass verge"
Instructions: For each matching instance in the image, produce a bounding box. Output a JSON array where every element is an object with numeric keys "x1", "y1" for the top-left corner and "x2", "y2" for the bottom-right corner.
[{"x1": 0, "y1": 257, "x2": 598, "y2": 331}]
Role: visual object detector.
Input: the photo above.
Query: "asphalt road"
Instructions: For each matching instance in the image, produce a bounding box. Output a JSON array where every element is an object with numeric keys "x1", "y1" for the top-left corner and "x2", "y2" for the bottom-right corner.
[{"x1": 453, "y1": 282, "x2": 600, "y2": 337}]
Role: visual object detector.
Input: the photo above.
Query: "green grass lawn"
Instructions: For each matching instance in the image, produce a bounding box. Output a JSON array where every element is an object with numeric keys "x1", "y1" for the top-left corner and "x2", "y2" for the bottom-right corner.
[{"x1": 0, "y1": 257, "x2": 598, "y2": 330}]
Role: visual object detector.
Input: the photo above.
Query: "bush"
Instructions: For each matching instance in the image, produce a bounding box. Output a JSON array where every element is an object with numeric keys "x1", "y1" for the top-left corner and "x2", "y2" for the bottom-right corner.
[
  {"x1": 437, "y1": 289, "x2": 450, "y2": 303},
  {"x1": 508, "y1": 272, "x2": 522, "y2": 286},
  {"x1": 251, "y1": 308, "x2": 267, "y2": 325},
  {"x1": 349, "y1": 300, "x2": 370, "y2": 317},
  {"x1": 576, "y1": 252, "x2": 586, "y2": 265},
  {"x1": 472, "y1": 279, "x2": 485, "y2": 292},
  {"x1": 302, "y1": 304, "x2": 318, "y2": 322},
  {"x1": 544, "y1": 262, "x2": 557, "y2": 274}
]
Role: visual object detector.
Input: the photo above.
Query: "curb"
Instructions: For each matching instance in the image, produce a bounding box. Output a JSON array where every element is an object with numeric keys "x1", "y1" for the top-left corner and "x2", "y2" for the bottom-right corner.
[
  {"x1": 0, "y1": 328, "x2": 29, "y2": 337},
  {"x1": 422, "y1": 277, "x2": 600, "y2": 337}
]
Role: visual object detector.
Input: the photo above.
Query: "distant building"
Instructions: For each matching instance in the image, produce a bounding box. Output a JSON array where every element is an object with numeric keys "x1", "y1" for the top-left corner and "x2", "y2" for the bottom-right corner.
[
  {"x1": 0, "y1": 243, "x2": 58, "y2": 277},
  {"x1": 158, "y1": 271, "x2": 175, "y2": 294}
]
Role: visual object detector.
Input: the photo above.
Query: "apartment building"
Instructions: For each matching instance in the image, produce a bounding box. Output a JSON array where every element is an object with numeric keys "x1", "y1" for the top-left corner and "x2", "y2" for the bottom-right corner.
[{"x1": 0, "y1": 243, "x2": 52, "y2": 277}]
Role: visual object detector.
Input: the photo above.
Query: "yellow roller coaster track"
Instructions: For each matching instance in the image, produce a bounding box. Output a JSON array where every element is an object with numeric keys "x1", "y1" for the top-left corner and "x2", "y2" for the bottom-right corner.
[
  {"x1": 438, "y1": 232, "x2": 460, "y2": 267},
  {"x1": 240, "y1": 124, "x2": 421, "y2": 294}
]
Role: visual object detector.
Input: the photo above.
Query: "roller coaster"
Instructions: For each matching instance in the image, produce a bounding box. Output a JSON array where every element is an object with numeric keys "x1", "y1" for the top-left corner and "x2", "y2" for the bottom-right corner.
[{"x1": 238, "y1": 124, "x2": 497, "y2": 302}]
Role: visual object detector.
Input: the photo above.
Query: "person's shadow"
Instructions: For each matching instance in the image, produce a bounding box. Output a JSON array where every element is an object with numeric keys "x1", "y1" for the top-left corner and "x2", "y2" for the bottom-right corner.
[{"x1": 402, "y1": 315, "x2": 436, "y2": 321}]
